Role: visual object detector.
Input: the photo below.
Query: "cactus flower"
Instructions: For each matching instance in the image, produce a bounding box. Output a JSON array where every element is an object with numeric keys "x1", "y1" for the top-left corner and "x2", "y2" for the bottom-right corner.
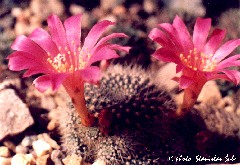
[
  {"x1": 7, "y1": 14, "x2": 130, "y2": 126},
  {"x1": 149, "y1": 15, "x2": 240, "y2": 116}
]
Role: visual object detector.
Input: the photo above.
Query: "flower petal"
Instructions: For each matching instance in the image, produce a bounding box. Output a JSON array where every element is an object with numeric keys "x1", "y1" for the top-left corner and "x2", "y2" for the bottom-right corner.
[
  {"x1": 29, "y1": 28, "x2": 59, "y2": 58},
  {"x1": 7, "y1": 51, "x2": 54, "y2": 77},
  {"x1": 193, "y1": 17, "x2": 211, "y2": 51},
  {"x1": 78, "y1": 66, "x2": 101, "y2": 84},
  {"x1": 206, "y1": 72, "x2": 232, "y2": 82},
  {"x1": 33, "y1": 75, "x2": 52, "y2": 92},
  {"x1": 216, "y1": 54, "x2": 240, "y2": 69},
  {"x1": 178, "y1": 75, "x2": 194, "y2": 89},
  {"x1": 7, "y1": 51, "x2": 43, "y2": 71},
  {"x1": 47, "y1": 14, "x2": 68, "y2": 52},
  {"x1": 92, "y1": 33, "x2": 129, "y2": 54},
  {"x1": 83, "y1": 20, "x2": 115, "y2": 50},
  {"x1": 212, "y1": 39, "x2": 240, "y2": 62},
  {"x1": 149, "y1": 28, "x2": 170, "y2": 45},
  {"x1": 203, "y1": 29, "x2": 226, "y2": 56},
  {"x1": 152, "y1": 48, "x2": 180, "y2": 63},
  {"x1": 11, "y1": 35, "x2": 47, "y2": 59},
  {"x1": 158, "y1": 23, "x2": 184, "y2": 53},
  {"x1": 221, "y1": 70, "x2": 240, "y2": 85},
  {"x1": 23, "y1": 67, "x2": 52, "y2": 77},
  {"x1": 107, "y1": 44, "x2": 131, "y2": 53},
  {"x1": 83, "y1": 20, "x2": 114, "y2": 51},
  {"x1": 176, "y1": 64, "x2": 183, "y2": 73},
  {"x1": 33, "y1": 73, "x2": 69, "y2": 92},
  {"x1": 148, "y1": 28, "x2": 178, "y2": 53},
  {"x1": 64, "y1": 14, "x2": 82, "y2": 52},
  {"x1": 173, "y1": 15, "x2": 193, "y2": 51},
  {"x1": 87, "y1": 45, "x2": 120, "y2": 66}
]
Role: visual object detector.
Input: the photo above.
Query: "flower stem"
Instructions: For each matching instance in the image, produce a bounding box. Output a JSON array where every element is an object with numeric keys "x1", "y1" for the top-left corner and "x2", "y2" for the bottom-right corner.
[
  {"x1": 63, "y1": 76, "x2": 95, "y2": 126},
  {"x1": 176, "y1": 82, "x2": 204, "y2": 116}
]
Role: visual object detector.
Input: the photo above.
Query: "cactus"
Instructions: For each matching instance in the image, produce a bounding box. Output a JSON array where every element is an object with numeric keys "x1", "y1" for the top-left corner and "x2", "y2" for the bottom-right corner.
[{"x1": 57, "y1": 64, "x2": 189, "y2": 164}]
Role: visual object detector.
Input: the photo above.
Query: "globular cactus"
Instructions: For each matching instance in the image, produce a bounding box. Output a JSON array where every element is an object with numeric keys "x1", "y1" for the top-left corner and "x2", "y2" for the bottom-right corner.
[
  {"x1": 57, "y1": 64, "x2": 187, "y2": 164},
  {"x1": 84, "y1": 64, "x2": 176, "y2": 131}
]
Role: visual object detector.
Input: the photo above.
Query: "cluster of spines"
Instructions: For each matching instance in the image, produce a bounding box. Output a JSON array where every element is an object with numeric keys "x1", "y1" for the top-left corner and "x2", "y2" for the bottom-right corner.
[
  {"x1": 59, "y1": 108, "x2": 85, "y2": 156},
  {"x1": 58, "y1": 99, "x2": 183, "y2": 165},
  {"x1": 59, "y1": 105, "x2": 100, "y2": 163},
  {"x1": 84, "y1": 67, "x2": 176, "y2": 129}
]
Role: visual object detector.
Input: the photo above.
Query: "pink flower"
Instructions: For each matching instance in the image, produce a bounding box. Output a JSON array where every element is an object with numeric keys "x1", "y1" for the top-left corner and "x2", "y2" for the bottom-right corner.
[
  {"x1": 7, "y1": 14, "x2": 130, "y2": 126},
  {"x1": 149, "y1": 15, "x2": 240, "y2": 115},
  {"x1": 8, "y1": 14, "x2": 130, "y2": 92}
]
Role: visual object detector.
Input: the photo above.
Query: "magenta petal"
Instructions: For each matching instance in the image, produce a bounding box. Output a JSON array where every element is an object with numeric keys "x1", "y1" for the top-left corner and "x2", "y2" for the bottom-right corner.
[
  {"x1": 212, "y1": 39, "x2": 240, "y2": 62},
  {"x1": 216, "y1": 54, "x2": 240, "y2": 69},
  {"x1": 82, "y1": 20, "x2": 115, "y2": 51},
  {"x1": 87, "y1": 46, "x2": 120, "y2": 66},
  {"x1": 220, "y1": 70, "x2": 240, "y2": 85},
  {"x1": 206, "y1": 72, "x2": 232, "y2": 82},
  {"x1": 148, "y1": 28, "x2": 170, "y2": 45},
  {"x1": 33, "y1": 75, "x2": 52, "y2": 92},
  {"x1": 29, "y1": 28, "x2": 59, "y2": 57},
  {"x1": 23, "y1": 67, "x2": 52, "y2": 77},
  {"x1": 51, "y1": 73, "x2": 69, "y2": 91},
  {"x1": 148, "y1": 28, "x2": 168, "y2": 41},
  {"x1": 23, "y1": 68, "x2": 51, "y2": 77},
  {"x1": 152, "y1": 48, "x2": 180, "y2": 63},
  {"x1": 8, "y1": 52, "x2": 42, "y2": 71},
  {"x1": 178, "y1": 76, "x2": 194, "y2": 89},
  {"x1": 158, "y1": 23, "x2": 184, "y2": 52},
  {"x1": 64, "y1": 14, "x2": 82, "y2": 52},
  {"x1": 176, "y1": 64, "x2": 183, "y2": 73},
  {"x1": 173, "y1": 15, "x2": 193, "y2": 51},
  {"x1": 193, "y1": 17, "x2": 211, "y2": 51},
  {"x1": 33, "y1": 73, "x2": 69, "y2": 92},
  {"x1": 8, "y1": 51, "x2": 53, "y2": 76},
  {"x1": 107, "y1": 44, "x2": 131, "y2": 53},
  {"x1": 148, "y1": 28, "x2": 174, "y2": 48},
  {"x1": 92, "y1": 33, "x2": 128, "y2": 53},
  {"x1": 78, "y1": 66, "x2": 101, "y2": 84},
  {"x1": 148, "y1": 28, "x2": 177, "y2": 52},
  {"x1": 203, "y1": 29, "x2": 226, "y2": 56},
  {"x1": 217, "y1": 61, "x2": 240, "y2": 70},
  {"x1": 8, "y1": 51, "x2": 53, "y2": 77},
  {"x1": 11, "y1": 35, "x2": 47, "y2": 58},
  {"x1": 47, "y1": 14, "x2": 68, "y2": 52}
]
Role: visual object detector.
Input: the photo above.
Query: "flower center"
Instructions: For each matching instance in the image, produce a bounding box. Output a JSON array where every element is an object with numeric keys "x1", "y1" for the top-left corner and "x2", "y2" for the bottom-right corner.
[
  {"x1": 47, "y1": 43, "x2": 91, "y2": 73},
  {"x1": 180, "y1": 48, "x2": 217, "y2": 72}
]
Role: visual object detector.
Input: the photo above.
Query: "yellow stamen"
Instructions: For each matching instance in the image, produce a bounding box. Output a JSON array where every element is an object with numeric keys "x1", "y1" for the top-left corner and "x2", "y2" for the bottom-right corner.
[
  {"x1": 179, "y1": 48, "x2": 217, "y2": 72},
  {"x1": 47, "y1": 43, "x2": 92, "y2": 73}
]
